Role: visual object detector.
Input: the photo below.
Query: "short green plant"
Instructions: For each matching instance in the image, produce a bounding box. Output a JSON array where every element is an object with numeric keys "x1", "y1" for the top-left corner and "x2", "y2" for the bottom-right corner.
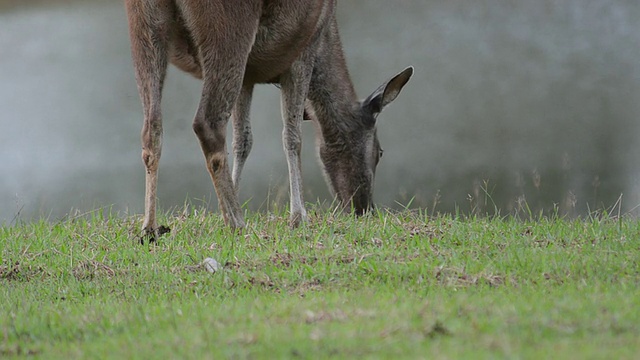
[{"x1": 1, "y1": 207, "x2": 639, "y2": 359}]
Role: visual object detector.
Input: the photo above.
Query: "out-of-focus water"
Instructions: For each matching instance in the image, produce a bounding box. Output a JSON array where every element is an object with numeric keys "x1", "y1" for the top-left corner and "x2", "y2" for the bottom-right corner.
[{"x1": 1, "y1": 0, "x2": 639, "y2": 223}]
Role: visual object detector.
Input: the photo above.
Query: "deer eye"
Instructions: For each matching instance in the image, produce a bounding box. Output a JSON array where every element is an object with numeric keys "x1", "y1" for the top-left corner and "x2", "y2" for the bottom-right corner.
[{"x1": 379, "y1": 148, "x2": 384, "y2": 159}]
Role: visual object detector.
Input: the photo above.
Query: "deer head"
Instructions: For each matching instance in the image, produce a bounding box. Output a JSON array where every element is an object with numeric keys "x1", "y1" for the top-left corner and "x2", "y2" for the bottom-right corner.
[{"x1": 318, "y1": 66, "x2": 414, "y2": 214}]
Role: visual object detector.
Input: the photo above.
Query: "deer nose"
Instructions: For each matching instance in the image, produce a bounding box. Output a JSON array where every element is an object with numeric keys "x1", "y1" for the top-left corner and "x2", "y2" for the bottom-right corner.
[
  {"x1": 352, "y1": 193, "x2": 374, "y2": 216},
  {"x1": 354, "y1": 203, "x2": 374, "y2": 216}
]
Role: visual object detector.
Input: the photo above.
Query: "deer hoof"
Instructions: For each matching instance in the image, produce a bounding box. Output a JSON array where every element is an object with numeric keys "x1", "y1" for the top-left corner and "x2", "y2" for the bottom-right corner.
[
  {"x1": 288, "y1": 212, "x2": 307, "y2": 228},
  {"x1": 140, "y1": 225, "x2": 171, "y2": 245},
  {"x1": 226, "y1": 212, "x2": 246, "y2": 230}
]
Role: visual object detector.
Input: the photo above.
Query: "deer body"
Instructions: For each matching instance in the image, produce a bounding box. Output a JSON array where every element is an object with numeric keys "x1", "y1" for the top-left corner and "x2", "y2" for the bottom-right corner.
[{"x1": 125, "y1": 0, "x2": 413, "y2": 239}]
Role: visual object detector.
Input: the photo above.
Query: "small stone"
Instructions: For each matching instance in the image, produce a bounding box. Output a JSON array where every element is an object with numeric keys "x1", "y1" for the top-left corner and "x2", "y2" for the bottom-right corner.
[{"x1": 202, "y1": 258, "x2": 220, "y2": 273}]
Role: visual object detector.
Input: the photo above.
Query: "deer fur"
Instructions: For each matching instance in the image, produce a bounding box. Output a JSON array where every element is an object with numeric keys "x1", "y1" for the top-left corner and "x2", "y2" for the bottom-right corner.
[{"x1": 124, "y1": 0, "x2": 413, "y2": 240}]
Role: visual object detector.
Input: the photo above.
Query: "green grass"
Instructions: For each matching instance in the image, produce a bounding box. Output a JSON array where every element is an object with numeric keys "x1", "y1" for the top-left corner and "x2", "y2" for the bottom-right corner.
[{"x1": 1, "y1": 207, "x2": 639, "y2": 359}]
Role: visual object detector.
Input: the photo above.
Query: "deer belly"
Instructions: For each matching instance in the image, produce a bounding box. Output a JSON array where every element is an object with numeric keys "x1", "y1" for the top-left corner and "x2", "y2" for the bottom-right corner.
[
  {"x1": 243, "y1": 56, "x2": 298, "y2": 84},
  {"x1": 244, "y1": 31, "x2": 313, "y2": 84},
  {"x1": 243, "y1": 1, "x2": 327, "y2": 84}
]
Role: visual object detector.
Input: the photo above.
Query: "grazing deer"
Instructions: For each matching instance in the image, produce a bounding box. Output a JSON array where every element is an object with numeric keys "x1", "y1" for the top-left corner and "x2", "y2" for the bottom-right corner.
[{"x1": 125, "y1": 0, "x2": 413, "y2": 240}]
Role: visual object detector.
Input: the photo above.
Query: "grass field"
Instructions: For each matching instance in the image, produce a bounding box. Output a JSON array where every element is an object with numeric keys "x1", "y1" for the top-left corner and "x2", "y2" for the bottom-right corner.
[{"x1": 1, "y1": 207, "x2": 639, "y2": 359}]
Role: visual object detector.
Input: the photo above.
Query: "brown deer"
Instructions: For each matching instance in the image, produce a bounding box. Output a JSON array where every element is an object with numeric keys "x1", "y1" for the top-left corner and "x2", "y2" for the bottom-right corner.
[{"x1": 124, "y1": 0, "x2": 413, "y2": 240}]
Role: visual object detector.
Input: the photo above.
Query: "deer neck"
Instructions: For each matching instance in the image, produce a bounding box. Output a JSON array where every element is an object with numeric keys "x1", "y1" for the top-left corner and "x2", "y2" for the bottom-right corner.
[{"x1": 307, "y1": 19, "x2": 359, "y2": 146}]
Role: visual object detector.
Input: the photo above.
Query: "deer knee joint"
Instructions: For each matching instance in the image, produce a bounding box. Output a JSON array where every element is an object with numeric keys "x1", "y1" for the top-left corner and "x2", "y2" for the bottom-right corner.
[
  {"x1": 208, "y1": 153, "x2": 227, "y2": 174},
  {"x1": 193, "y1": 114, "x2": 229, "y2": 155},
  {"x1": 283, "y1": 132, "x2": 302, "y2": 152},
  {"x1": 142, "y1": 149, "x2": 160, "y2": 171}
]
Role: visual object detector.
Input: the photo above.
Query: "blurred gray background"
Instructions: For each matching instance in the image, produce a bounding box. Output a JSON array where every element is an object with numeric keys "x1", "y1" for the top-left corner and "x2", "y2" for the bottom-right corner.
[{"x1": 1, "y1": 0, "x2": 640, "y2": 223}]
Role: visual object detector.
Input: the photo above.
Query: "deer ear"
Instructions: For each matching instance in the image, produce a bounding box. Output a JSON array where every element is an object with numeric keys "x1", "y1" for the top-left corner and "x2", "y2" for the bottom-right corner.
[{"x1": 363, "y1": 66, "x2": 414, "y2": 115}]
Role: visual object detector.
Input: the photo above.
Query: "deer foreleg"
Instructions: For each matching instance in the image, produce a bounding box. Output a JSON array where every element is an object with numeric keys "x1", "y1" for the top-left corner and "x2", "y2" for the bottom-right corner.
[
  {"x1": 280, "y1": 59, "x2": 313, "y2": 228},
  {"x1": 125, "y1": 0, "x2": 170, "y2": 241}
]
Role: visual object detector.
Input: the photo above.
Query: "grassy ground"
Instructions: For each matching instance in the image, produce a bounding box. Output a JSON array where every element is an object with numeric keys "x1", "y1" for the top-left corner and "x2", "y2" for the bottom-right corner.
[{"x1": 1, "y1": 207, "x2": 639, "y2": 359}]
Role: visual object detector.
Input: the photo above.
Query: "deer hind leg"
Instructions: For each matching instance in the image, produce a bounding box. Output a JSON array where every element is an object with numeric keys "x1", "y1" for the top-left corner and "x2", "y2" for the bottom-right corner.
[
  {"x1": 280, "y1": 56, "x2": 314, "y2": 228},
  {"x1": 125, "y1": 0, "x2": 171, "y2": 241},
  {"x1": 183, "y1": 3, "x2": 260, "y2": 229},
  {"x1": 193, "y1": 72, "x2": 249, "y2": 229},
  {"x1": 232, "y1": 84, "x2": 254, "y2": 192}
]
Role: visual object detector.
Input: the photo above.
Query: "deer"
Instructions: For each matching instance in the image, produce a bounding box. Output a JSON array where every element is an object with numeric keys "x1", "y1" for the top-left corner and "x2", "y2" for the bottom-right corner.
[{"x1": 124, "y1": 0, "x2": 413, "y2": 241}]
